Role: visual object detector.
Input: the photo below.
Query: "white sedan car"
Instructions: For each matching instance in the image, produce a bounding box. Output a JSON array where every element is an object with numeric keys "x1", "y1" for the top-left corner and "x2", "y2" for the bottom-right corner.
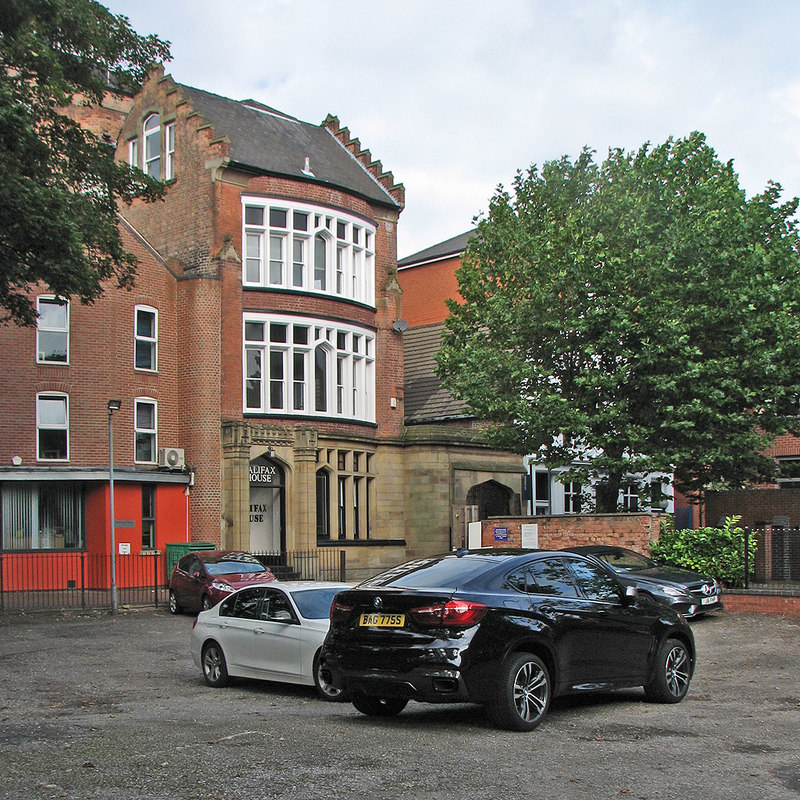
[{"x1": 190, "y1": 580, "x2": 351, "y2": 701}]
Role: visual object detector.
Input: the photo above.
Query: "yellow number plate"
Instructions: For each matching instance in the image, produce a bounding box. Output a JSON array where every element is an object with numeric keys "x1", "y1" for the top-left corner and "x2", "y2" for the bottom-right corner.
[{"x1": 359, "y1": 613, "x2": 405, "y2": 628}]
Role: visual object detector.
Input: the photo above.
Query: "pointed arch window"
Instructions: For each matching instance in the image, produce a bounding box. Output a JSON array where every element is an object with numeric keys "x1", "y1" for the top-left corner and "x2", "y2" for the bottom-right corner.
[{"x1": 143, "y1": 114, "x2": 161, "y2": 179}]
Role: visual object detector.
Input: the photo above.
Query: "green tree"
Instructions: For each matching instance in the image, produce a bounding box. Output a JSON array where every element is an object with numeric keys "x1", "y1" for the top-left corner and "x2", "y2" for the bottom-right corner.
[
  {"x1": 0, "y1": 0, "x2": 171, "y2": 326},
  {"x1": 437, "y1": 133, "x2": 800, "y2": 511}
]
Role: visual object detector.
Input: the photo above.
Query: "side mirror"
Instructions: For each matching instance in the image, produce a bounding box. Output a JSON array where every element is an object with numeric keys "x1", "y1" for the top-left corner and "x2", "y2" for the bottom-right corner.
[
  {"x1": 623, "y1": 585, "x2": 638, "y2": 604},
  {"x1": 270, "y1": 610, "x2": 293, "y2": 622}
]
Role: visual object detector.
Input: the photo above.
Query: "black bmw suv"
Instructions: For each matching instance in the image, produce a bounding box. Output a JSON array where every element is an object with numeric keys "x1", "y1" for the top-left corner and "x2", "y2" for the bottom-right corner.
[{"x1": 322, "y1": 549, "x2": 695, "y2": 731}]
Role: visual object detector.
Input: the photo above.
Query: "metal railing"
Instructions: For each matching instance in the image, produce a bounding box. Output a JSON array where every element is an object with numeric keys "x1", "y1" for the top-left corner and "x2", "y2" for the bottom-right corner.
[
  {"x1": 743, "y1": 527, "x2": 800, "y2": 589},
  {"x1": 0, "y1": 547, "x2": 347, "y2": 613}
]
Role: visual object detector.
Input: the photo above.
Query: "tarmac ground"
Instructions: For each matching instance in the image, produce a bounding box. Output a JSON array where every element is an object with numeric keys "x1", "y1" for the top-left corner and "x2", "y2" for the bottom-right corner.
[{"x1": 0, "y1": 608, "x2": 798, "y2": 800}]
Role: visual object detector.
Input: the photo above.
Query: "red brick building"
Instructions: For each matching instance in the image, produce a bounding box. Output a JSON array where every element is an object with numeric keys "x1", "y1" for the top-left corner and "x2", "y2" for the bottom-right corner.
[{"x1": 0, "y1": 68, "x2": 417, "y2": 581}]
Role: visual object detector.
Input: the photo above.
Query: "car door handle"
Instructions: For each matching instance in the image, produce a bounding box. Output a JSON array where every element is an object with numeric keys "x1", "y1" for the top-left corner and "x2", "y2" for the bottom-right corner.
[{"x1": 253, "y1": 627, "x2": 266, "y2": 635}]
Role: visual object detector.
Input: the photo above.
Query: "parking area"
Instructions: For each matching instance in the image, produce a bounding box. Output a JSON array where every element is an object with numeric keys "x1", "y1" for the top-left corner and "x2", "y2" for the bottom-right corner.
[{"x1": 0, "y1": 608, "x2": 799, "y2": 800}]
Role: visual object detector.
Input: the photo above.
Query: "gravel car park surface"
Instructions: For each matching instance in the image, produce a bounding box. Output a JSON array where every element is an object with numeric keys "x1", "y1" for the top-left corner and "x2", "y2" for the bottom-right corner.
[{"x1": 0, "y1": 608, "x2": 798, "y2": 800}]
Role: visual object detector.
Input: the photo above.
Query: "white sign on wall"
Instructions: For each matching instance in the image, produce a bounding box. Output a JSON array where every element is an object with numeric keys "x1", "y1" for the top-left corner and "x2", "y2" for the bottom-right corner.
[{"x1": 521, "y1": 523, "x2": 539, "y2": 548}]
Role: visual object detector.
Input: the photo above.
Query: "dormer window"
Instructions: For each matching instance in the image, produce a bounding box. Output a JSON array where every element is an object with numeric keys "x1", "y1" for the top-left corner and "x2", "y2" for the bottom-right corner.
[{"x1": 143, "y1": 114, "x2": 161, "y2": 179}]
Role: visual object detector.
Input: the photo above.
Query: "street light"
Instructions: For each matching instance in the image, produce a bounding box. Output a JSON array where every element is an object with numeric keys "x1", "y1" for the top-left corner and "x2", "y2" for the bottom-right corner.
[{"x1": 107, "y1": 400, "x2": 121, "y2": 615}]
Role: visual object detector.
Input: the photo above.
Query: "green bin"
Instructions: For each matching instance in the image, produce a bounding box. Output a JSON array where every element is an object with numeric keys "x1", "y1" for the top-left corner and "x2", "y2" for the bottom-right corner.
[{"x1": 165, "y1": 542, "x2": 216, "y2": 581}]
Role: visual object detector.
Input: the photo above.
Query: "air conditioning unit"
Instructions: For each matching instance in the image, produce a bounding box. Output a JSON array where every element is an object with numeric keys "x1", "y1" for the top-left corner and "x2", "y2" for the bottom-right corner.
[{"x1": 158, "y1": 447, "x2": 185, "y2": 469}]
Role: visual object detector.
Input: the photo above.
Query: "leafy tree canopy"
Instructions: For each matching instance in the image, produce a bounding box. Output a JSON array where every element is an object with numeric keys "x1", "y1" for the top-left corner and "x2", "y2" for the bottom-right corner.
[
  {"x1": 0, "y1": 0, "x2": 171, "y2": 325},
  {"x1": 437, "y1": 133, "x2": 800, "y2": 511}
]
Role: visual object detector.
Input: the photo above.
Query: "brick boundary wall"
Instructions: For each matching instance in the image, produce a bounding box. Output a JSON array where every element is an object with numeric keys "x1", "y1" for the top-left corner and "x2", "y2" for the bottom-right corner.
[
  {"x1": 722, "y1": 591, "x2": 800, "y2": 617},
  {"x1": 479, "y1": 513, "x2": 663, "y2": 554}
]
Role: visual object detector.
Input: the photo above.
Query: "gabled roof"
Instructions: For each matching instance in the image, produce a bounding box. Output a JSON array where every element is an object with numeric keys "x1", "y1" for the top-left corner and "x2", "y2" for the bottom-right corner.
[
  {"x1": 177, "y1": 84, "x2": 402, "y2": 210},
  {"x1": 404, "y1": 323, "x2": 471, "y2": 424},
  {"x1": 398, "y1": 229, "x2": 476, "y2": 269}
]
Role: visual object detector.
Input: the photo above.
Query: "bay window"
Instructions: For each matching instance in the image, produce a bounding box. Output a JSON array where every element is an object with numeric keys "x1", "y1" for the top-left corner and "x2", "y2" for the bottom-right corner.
[
  {"x1": 243, "y1": 198, "x2": 375, "y2": 305},
  {"x1": 244, "y1": 314, "x2": 375, "y2": 422}
]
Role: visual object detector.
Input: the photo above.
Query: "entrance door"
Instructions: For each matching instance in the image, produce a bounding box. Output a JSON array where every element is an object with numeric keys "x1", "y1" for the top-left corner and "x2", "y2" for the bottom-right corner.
[{"x1": 249, "y1": 457, "x2": 284, "y2": 553}]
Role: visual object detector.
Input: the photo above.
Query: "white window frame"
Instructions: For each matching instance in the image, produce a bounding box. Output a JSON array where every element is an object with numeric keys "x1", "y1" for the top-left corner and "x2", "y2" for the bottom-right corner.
[
  {"x1": 143, "y1": 113, "x2": 161, "y2": 179},
  {"x1": 134, "y1": 306, "x2": 158, "y2": 372},
  {"x1": 128, "y1": 137, "x2": 139, "y2": 169},
  {"x1": 165, "y1": 122, "x2": 175, "y2": 180},
  {"x1": 242, "y1": 198, "x2": 375, "y2": 306},
  {"x1": 243, "y1": 313, "x2": 375, "y2": 423},
  {"x1": 36, "y1": 393, "x2": 69, "y2": 461},
  {"x1": 36, "y1": 296, "x2": 69, "y2": 364},
  {"x1": 134, "y1": 398, "x2": 158, "y2": 464},
  {"x1": 564, "y1": 481, "x2": 582, "y2": 514}
]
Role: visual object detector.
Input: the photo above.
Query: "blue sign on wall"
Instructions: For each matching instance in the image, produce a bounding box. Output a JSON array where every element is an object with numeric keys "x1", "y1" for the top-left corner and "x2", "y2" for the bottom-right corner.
[{"x1": 494, "y1": 527, "x2": 509, "y2": 542}]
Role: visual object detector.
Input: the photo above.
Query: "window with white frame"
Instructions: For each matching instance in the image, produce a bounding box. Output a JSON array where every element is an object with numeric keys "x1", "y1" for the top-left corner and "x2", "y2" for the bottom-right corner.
[
  {"x1": 128, "y1": 137, "x2": 139, "y2": 169},
  {"x1": 165, "y1": 122, "x2": 175, "y2": 180},
  {"x1": 134, "y1": 398, "x2": 157, "y2": 463},
  {"x1": 36, "y1": 297, "x2": 69, "y2": 364},
  {"x1": 621, "y1": 485, "x2": 640, "y2": 512},
  {"x1": 37, "y1": 394, "x2": 68, "y2": 461},
  {"x1": 242, "y1": 198, "x2": 375, "y2": 305},
  {"x1": 564, "y1": 481, "x2": 582, "y2": 513},
  {"x1": 134, "y1": 306, "x2": 158, "y2": 371},
  {"x1": 143, "y1": 113, "x2": 161, "y2": 179},
  {"x1": 244, "y1": 315, "x2": 375, "y2": 422}
]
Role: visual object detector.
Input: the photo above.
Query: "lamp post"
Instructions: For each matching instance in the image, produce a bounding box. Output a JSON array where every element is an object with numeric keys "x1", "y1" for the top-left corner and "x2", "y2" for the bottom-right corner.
[{"x1": 107, "y1": 400, "x2": 121, "y2": 615}]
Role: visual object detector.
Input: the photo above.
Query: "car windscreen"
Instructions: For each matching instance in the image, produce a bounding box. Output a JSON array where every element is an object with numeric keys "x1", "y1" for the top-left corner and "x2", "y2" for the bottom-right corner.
[
  {"x1": 291, "y1": 588, "x2": 345, "y2": 619},
  {"x1": 596, "y1": 549, "x2": 654, "y2": 571},
  {"x1": 205, "y1": 561, "x2": 267, "y2": 576},
  {"x1": 360, "y1": 555, "x2": 496, "y2": 589}
]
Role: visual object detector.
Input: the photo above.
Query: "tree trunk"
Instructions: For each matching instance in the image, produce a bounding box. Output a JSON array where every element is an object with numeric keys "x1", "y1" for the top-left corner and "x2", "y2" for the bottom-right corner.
[{"x1": 595, "y1": 471, "x2": 623, "y2": 513}]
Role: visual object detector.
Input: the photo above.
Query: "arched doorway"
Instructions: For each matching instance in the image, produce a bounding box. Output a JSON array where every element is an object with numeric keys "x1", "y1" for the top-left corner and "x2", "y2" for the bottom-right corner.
[
  {"x1": 249, "y1": 456, "x2": 285, "y2": 552},
  {"x1": 466, "y1": 480, "x2": 513, "y2": 520}
]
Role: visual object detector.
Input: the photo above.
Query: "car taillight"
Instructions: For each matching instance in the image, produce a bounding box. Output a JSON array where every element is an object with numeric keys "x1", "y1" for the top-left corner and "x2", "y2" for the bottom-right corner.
[
  {"x1": 409, "y1": 600, "x2": 487, "y2": 628},
  {"x1": 330, "y1": 598, "x2": 353, "y2": 622}
]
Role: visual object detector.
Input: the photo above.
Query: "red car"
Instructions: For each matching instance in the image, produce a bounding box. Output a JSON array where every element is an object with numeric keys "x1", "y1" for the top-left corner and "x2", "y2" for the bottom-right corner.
[{"x1": 168, "y1": 551, "x2": 275, "y2": 614}]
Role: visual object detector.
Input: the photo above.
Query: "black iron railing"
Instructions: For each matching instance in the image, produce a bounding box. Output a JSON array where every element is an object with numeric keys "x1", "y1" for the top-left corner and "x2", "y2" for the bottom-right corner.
[{"x1": 742, "y1": 527, "x2": 800, "y2": 589}]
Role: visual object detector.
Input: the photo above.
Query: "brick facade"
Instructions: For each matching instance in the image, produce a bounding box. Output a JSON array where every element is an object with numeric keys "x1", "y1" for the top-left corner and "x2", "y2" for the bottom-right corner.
[
  {"x1": 705, "y1": 487, "x2": 800, "y2": 528},
  {"x1": 476, "y1": 513, "x2": 664, "y2": 554}
]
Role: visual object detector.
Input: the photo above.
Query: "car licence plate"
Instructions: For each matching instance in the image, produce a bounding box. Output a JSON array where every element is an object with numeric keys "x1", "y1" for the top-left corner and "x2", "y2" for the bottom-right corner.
[
  {"x1": 359, "y1": 613, "x2": 405, "y2": 627},
  {"x1": 700, "y1": 595, "x2": 717, "y2": 606}
]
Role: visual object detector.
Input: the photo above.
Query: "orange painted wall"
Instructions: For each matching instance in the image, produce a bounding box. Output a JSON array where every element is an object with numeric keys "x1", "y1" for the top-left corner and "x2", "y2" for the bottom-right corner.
[
  {"x1": 397, "y1": 255, "x2": 463, "y2": 327},
  {"x1": 3, "y1": 483, "x2": 189, "y2": 591}
]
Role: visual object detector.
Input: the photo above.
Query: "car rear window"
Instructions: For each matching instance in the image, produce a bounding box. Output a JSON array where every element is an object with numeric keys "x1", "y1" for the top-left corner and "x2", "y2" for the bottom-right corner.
[
  {"x1": 291, "y1": 587, "x2": 346, "y2": 619},
  {"x1": 360, "y1": 555, "x2": 496, "y2": 589},
  {"x1": 205, "y1": 561, "x2": 267, "y2": 576}
]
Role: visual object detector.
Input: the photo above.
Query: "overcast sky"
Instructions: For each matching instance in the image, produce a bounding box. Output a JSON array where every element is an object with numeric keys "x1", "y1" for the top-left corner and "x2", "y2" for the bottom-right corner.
[{"x1": 103, "y1": 0, "x2": 800, "y2": 259}]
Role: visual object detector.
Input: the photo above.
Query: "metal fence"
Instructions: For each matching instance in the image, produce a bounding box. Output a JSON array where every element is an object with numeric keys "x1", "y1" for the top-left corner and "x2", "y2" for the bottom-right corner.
[
  {"x1": 0, "y1": 547, "x2": 347, "y2": 613},
  {"x1": 743, "y1": 527, "x2": 800, "y2": 589}
]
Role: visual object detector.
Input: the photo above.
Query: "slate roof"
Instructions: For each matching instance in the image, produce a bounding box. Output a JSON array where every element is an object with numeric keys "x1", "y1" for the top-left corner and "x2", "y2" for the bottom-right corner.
[
  {"x1": 398, "y1": 229, "x2": 476, "y2": 268},
  {"x1": 177, "y1": 84, "x2": 401, "y2": 209},
  {"x1": 403, "y1": 323, "x2": 471, "y2": 424}
]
